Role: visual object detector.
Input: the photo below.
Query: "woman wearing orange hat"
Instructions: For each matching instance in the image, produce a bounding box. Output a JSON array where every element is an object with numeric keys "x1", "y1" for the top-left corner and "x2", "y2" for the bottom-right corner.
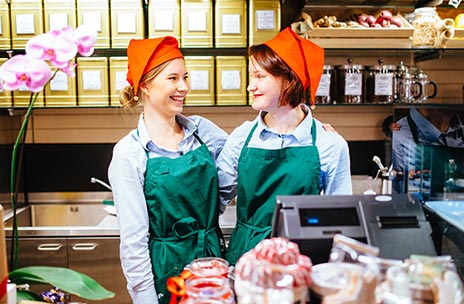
[
  {"x1": 108, "y1": 37, "x2": 227, "y2": 304},
  {"x1": 217, "y1": 27, "x2": 353, "y2": 265}
]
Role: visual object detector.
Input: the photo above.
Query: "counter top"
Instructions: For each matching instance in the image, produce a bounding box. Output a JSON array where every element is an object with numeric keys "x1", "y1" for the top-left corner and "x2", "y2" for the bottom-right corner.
[{"x1": 424, "y1": 200, "x2": 464, "y2": 233}]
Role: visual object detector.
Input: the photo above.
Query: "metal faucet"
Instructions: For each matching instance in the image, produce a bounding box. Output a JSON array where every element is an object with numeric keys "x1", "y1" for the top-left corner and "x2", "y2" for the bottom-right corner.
[{"x1": 90, "y1": 177, "x2": 112, "y2": 191}]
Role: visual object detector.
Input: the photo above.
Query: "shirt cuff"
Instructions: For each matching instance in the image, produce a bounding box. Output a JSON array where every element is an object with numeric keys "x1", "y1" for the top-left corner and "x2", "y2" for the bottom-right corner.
[{"x1": 129, "y1": 287, "x2": 159, "y2": 304}]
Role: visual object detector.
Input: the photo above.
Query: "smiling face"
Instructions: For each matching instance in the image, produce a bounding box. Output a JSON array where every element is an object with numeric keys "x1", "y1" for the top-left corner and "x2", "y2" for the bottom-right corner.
[
  {"x1": 247, "y1": 56, "x2": 283, "y2": 112},
  {"x1": 140, "y1": 58, "x2": 189, "y2": 117}
]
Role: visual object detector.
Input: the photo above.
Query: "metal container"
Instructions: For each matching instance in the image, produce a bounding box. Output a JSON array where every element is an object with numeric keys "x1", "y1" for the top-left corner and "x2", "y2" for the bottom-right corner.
[
  {"x1": 315, "y1": 65, "x2": 336, "y2": 104},
  {"x1": 336, "y1": 58, "x2": 364, "y2": 104}
]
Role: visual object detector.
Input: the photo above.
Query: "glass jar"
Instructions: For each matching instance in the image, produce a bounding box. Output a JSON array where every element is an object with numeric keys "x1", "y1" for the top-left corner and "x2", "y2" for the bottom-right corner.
[
  {"x1": 179, "y1": 276, "x2": 235, "y2": 304},
  {"x1": 184, "y1": 257, "x2": 230, "y2": 278},
  {"x1": 365, "y1": 59, "x2": 395, "y2": 104},
  {"x1": 411, "y1": 7, "x2": 440, "y2": 48},
  {"x1": 315, "y1": 65, "x2": 335, "y2": 104},
  {"x1": 395, "y1": 61, "x2": 423, "y2": 103},
  {"x1": 336, "y1": 58, "x2": 364, "y2": 104}
]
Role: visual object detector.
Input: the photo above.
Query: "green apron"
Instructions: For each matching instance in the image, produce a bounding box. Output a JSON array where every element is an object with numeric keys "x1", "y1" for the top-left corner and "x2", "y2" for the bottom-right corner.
[
  {"x1": 226, "y1": 119, "x2": 321, "y2": 265},
  {"x1": 144, "y1": 132, "x2": 224, "y2": 304}
]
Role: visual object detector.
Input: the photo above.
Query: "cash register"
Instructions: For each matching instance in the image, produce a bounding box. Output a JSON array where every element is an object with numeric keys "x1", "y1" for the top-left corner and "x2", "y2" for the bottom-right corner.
[{"x1": 272, "y1": 193, "x2": 437, "y2": 264}]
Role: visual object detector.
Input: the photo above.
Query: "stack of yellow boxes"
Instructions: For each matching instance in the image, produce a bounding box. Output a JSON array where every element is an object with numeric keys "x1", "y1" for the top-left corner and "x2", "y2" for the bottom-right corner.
[{"x1": 0, "y1": 0, "x2": 281, "y2": 108}]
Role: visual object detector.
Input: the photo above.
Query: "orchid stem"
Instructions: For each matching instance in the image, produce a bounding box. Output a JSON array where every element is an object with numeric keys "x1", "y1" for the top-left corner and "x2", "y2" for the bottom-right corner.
[{"x1": 9, "y1": 69, "x2": 58, "y2": 270}]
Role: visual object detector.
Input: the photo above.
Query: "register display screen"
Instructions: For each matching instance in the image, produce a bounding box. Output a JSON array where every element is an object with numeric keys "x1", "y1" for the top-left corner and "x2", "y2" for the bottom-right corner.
[{"x1": 299, "y1": 207, "x2": 361, "y2": 227}]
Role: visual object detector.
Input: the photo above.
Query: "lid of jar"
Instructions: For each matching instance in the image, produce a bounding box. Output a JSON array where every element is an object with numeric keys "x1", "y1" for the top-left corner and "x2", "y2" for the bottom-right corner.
[
  {"x1": 415, "y1": 69, "x2": 429, "y2": 79},
  {"x1": 323, "y1": 65, "x2": 334, "y2": 70},
  {"x1": 413, "y1": 7, "x2": 438, "y2": 14},
  {"x1": 366, "y1": 64, "x2": 396, "y2": 71},
  {"x1": 336, "y1": 64, "x2": 364, "y2": 70}
]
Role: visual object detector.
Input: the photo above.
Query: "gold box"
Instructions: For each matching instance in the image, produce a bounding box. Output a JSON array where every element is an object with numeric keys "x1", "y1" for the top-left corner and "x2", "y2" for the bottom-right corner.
[
  {"x1": 77, "y1": 0, "x2": 110, "y2": 48},
  {"x1": 180, "y1": 0, "x2": 212, "y2": 47},
  {"x1": 216, "y1": 56, "x2": 247, "y2": 105},
  {"x1": 44, "y1": 0, "x2": 76, "y2": 32},
  {"x1": 0, "y1": 58, "x2": 12, "y2": 107},
  {"x1": 13, "y1": 90, "x2": 45, "y2": 108},
  {"x1": 184, "y1": 56, "x2": 214, "y2": 105},
  {"x1": 0, "y1": 1, "x2": 11, "y2": 49},
  {"x1": 110, "y1": 0, "x2": 144, "y2": 48},
  {"x1": 11, "y1": 0, "x2": 44, "y2": 49},
  {"x1": 215, "y1": 0, "x2": 247, "y2": 47},
  {"x1": 77, "y1": 57, "x2": 109, "y2": 107},
  {"x1": 148, "y1": 0, "x2": 181, "y2": 41},
  {"x1": 109, "y1": 56, "x2": 129, "y2": 107},
  {"x1": 249, "y1": 0, "x2": 280, "y2": 46},
  {"x1": 45, "y1": 63, "x2": 77, "y2": 107}
]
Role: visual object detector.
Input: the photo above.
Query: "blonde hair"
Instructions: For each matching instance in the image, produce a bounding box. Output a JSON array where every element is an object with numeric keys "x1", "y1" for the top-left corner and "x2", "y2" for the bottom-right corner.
[{"x1": 119, "y1": 60, "x2": 172, "y2": 109}]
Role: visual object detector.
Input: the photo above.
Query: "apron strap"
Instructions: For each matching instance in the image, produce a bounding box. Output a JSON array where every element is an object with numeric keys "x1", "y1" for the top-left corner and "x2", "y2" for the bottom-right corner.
[
  {"x1": 237, "y1": 220, "x2": 272, "y2": 234},
  {"x1": 239, "y1": 118, "x2": 316, "y2": 157},
  {"x1": 311, "y1": 118, "x2": 317, "y2": 146},
  {"x1": 238, "y1": 122, "x2": 258, "y2": 160},
  {"x1": 407, "y1": 113, "x2": 420, "y2": 144}
]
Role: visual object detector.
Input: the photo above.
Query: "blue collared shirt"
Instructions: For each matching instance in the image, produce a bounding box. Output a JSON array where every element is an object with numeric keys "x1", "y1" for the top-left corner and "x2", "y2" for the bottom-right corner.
[
  {"x1": 216, "y1": 104, "x2": 353, "y2": 212},
  {"x1": 108, "y1": 113, "x2": 227, "y2": 304},
  {"x1": 392, "y1": 108, "x2": 464, "y2": 193}
]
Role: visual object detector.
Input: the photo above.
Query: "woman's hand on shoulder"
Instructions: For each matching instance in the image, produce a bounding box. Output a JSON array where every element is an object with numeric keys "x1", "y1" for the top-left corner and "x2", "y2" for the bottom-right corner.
[{"x1": 322, "y1": 123, "x2": 338, "y2": 134}]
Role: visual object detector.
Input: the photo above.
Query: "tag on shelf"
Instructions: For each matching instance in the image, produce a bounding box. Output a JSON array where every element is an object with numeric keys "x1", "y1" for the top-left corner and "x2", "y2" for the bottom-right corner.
[{"x1": 449, "y1": 0, "x2": 462, "y2": 8}]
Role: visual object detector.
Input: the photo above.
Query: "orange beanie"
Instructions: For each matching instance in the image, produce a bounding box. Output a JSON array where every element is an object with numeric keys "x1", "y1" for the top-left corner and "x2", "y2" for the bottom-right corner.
[
  {"x1": 264, "y1": 27, "x2": 324, "y2": 105},
  {"x1": 126, "y1": 36, "x2": 184, "y2": 96}
]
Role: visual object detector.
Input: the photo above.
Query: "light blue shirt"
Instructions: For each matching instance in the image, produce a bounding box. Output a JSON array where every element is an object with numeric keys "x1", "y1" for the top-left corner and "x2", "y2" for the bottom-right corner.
[
  {"x1": 108, "y1": 113, "x2": 227, "y2": 304},
  {"x1": 216, "y1": 104, "x2": 352, "y2": 212},
  {"x1": 392, "y1": 108, "x2": 464, "y2": 193}
]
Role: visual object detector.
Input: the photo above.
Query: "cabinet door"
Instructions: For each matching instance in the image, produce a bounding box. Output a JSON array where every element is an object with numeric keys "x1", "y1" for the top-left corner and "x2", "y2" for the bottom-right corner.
[
  {"x1": 67, "y1": 237, "x2": 131, "y2": 304},
  {"x1": 6, "y1": 238, "x2": 68, "y2": 296}
]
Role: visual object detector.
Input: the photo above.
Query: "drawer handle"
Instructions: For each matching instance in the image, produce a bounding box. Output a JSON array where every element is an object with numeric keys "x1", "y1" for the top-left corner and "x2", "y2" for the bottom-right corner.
[
  {"x1": 37, "y1": 244, "x2": 64, "y2": 251},
  {"x1": 72, "y1": 243, "x2": 98, "y2": 251}
]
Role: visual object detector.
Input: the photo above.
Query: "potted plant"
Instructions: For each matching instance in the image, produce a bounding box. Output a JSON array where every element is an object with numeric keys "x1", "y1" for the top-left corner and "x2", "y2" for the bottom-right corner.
[{"x1": 0, "y1": 25, "x2": 115, "y2": 303}]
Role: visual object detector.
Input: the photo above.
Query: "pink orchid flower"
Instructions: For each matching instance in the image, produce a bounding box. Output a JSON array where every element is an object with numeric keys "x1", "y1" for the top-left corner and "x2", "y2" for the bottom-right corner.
[
  {"x1": 26, "y1": 27, "x2": 78, "y2": 70},
  {"x1": 73, "y1": 25, "x2": 97, "y2": 57},
  {"x1": 0, "y1": 54, "x2": 52, "y2": 93}
]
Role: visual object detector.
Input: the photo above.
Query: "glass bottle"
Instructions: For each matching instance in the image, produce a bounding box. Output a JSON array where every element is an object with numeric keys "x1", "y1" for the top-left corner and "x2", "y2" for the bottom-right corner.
[
  {"x1": 315, "y1": 65, "x2": 335, "y2": 104},
  {"x1": 443, "y1": 159, "x2": 457, "y2": 200},
  {"x1": 336, "y1": 58, "x2": 364, "y2": 104}
]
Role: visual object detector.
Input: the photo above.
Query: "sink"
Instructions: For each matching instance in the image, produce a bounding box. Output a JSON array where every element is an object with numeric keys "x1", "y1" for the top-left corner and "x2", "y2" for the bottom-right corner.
[{"x1": 3, "y1": 204, "x2": 120, "y2": 237}]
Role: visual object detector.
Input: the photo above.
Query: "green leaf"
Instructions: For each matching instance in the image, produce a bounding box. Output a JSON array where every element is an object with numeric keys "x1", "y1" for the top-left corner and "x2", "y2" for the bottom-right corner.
[
  {"x1": 16, "y1": 289, "x2": 43, "y2": 302},
  {"x1": 9, "y1": 266, "x2": 115, "y2": 301}
]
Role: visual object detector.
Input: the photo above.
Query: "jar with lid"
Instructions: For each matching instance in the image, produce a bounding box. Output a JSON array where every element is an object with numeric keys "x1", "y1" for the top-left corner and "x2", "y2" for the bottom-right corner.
[
  {"x1": 395, "y1": 61, "x2": 422, "y2": 103},
  {"x1": 315, "y1": 65, "x2": 336, "y2": 104},
  {"x1": 179, "y1": 276, "x2": 235, "y2": 304},
  {"x1": 365, "y1": 58, "x2": 395, "y2": 104},
  {"x1": 336, "y1": 58, "x2": 364, "y2": 104},
  {"x1": 411, "y1": 7, "x2": 440, "y2": 48},
  {"x1": 184, "y1": 257, "x2": 231, "y2": 278},
  {"x1": 414, "y1": 68, "x2": 437, "y2": 103}
]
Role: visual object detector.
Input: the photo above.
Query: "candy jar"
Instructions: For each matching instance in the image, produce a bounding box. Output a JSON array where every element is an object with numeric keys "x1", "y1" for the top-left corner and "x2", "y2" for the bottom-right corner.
[
  {"x1": 184, "y1": 257, "x2": 231, "y2": 279},
  {"x1": 234, "y1": 237, "x2": 312, "y2": 304},
  {"x1": 179, "y1": 276, "x2": 235, "y2": 304}
]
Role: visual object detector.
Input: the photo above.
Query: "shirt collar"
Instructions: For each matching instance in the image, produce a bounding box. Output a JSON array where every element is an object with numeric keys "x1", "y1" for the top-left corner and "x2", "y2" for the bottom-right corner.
[
  {"x1": 137, "y1": 113, "x2": 197, "y2": 151},
  {"x1": 410, "y1": 107, "x2": 441, "y2": 143},
  {"x1": 256, "y1": 104, "x2": 313, "y2": 142}
]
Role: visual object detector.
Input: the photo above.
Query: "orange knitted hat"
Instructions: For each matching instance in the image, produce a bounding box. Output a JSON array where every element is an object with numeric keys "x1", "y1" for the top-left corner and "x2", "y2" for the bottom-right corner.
[
  {"x1": 264, "y1": 27, "x2": 324, "y2": 105},
  {"x1": 126, "y1": 36, "x2": 184, "y2": 96}
]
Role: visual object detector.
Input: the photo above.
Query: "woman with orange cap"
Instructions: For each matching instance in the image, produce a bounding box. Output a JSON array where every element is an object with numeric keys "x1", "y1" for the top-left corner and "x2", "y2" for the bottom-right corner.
[
  {"x1": 108, "y1": 37, "x2": 227, "y2": 304},
  {"x1": 217, "y1": 27, "x2": 353, "y2": 265}
]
